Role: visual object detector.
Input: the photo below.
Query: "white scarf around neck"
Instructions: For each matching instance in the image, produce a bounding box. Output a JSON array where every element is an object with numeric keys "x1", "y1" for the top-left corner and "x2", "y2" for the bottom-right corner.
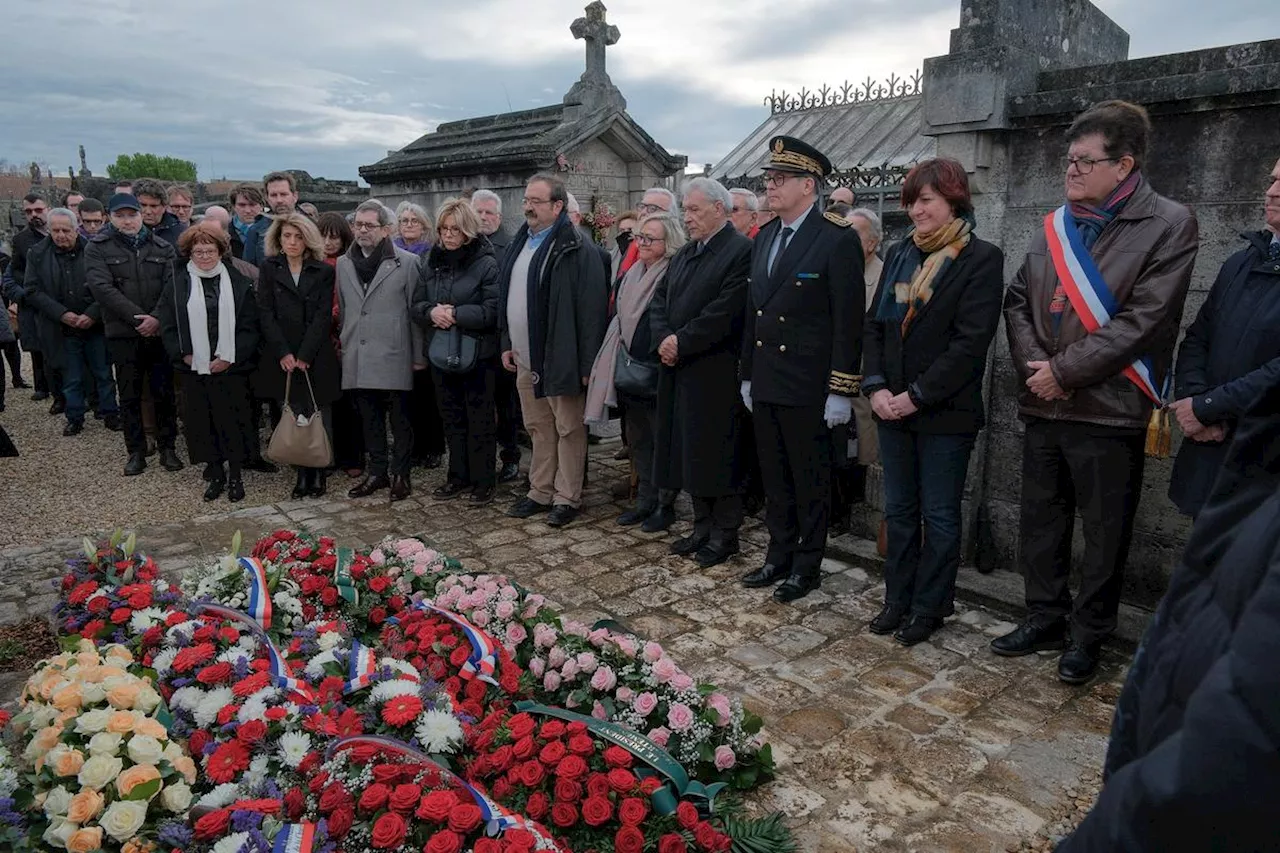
[{"x1": 185, "y1": 260, "x2": 236, "y2": 375}]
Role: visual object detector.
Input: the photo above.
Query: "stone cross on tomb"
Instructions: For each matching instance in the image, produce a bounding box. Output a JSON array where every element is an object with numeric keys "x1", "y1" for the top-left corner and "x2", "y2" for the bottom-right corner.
[{"x1": 572, "y1": 1, "x2": 620, "y2": 82}]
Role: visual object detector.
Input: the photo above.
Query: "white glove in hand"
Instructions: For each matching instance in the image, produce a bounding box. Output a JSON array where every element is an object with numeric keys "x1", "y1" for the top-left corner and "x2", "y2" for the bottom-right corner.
[
  {"x1": 824, "y1": 393, "x2": 852, "y2": 428},
  {"x1": 740, "y1": 381, "x2": 753, "y2": 412}
]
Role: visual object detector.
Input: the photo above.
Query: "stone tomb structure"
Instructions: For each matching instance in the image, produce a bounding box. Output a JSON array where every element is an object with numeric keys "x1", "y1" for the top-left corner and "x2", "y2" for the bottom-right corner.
[{"x1": 360, "y1": 2, "x2": 685, "y2": 222}]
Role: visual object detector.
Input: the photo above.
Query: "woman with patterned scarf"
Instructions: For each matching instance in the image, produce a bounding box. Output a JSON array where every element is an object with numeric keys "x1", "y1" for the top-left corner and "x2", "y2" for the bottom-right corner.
[{"x1": 862, "y1": 158, "x2": 1006, "y2": 647}]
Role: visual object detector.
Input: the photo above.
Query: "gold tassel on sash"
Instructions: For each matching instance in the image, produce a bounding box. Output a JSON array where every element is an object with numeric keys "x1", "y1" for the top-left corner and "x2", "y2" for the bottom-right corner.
[{"x1": 1145, "y1": 406, "x2": 1172, "y2": 458}]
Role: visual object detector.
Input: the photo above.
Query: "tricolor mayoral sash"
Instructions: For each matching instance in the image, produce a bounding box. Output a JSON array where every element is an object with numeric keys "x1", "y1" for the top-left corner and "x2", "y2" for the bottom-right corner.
[{"x1": 1043, "y1": 206, "x2": 1163, "y2": 405}]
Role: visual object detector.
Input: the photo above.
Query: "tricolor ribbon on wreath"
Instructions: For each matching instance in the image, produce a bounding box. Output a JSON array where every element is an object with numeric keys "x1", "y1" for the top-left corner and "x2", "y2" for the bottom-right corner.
[
  {"x1": 195, "y1": 602, "x2": 316, "y2": 703},
  {"x1": 271, "y1": 821, "x2": 318, "y2": 853},
  {"x1": 238, "y1": 556, "x2": 274, "y2": 629},
  {"x1": 410, "y1": 601, "x2": 500, "y2": 686},
  {"x1": 326, "y1": 736, "x2": 558, "y2": 845},
  {"x1": 1043, "y1": 206, "x2": 1173, "y2": 457},
  {"x1": 515, "y1": 701, "x2": 726, "y2": 816},
  {"x1": 343, "y1": 639, "x2": 381, "y2": 695}
]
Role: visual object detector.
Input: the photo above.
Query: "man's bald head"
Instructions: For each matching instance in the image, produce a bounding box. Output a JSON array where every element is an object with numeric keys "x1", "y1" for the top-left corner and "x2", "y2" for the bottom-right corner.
[
  {"x1": 202, "y1": 205, "x2": 231, "y2": 232},
  {"x1": 830, "y1": 187, "x2": 855, "y2": 206}
]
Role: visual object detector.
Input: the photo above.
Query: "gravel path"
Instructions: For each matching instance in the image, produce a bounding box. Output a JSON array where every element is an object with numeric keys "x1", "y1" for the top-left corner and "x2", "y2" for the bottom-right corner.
[{"x1": 1, "y1": 353, "x2": 305, "y2": 547}]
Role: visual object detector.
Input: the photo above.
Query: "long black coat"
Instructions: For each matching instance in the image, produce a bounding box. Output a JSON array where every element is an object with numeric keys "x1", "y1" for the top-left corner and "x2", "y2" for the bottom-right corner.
[
  {"x1": 252, "y1": 256, "x2": 342, "y2": 409},
  {"x1": 742, "y1": 206, "x2": 864, "y2": 406},
  {"x1": 4, "y1": 227, "x2": 49, "y2": 351},
  {"x1": 156, "y1": 264, "x2": 260, "y2": 375},
  {"x1": 1058, "y1": 381, "x2": 1280, "y2": 852},
  {"x1": 410, "y1": 238, "x2": 501, "y2": 361},
  {"x1": 22, "y1": 235, "x2": 103, "y2": 371},
  {"x1": 1168, "y1": 231, "x2": 1280, "y2": 516},
  {"x1": 651, "y1": 225, "x2": 752, "y2": 496},
  {"x1": 862, "y1": 236, "x2": 1005, "y2": 434}
]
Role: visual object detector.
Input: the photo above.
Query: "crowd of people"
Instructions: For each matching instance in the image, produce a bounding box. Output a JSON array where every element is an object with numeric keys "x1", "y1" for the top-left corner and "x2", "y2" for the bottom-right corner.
[{"x1": 3, "y1": 95, "x2": 1280, "y2": 846}]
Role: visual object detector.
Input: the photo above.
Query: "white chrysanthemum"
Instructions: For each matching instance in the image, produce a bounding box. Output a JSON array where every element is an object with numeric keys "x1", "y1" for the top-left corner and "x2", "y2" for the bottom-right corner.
[
  {"x1": 165, "y1": 621, "x2": 195, "y2": 644},
  {"x1": 0, "y1": 743, "x2": 18, "y2": 799},
  {"x1": 212, "y1": 831, "x2": 250, "y2": 853},
  {"x1": 196, "y1": 782, "x2": 242, "y2": 809},
  {"x1": 278, "y1": 732, "x2": 312, "y2": 768},
  {"x1": 242, "y1": 754, "x2": 271, "y2": 792},
  {"x1": 304, "y1": 650, "x2": 336, "y2": 680},
  {"x1": 151, "y1": 648, "x2": 178, "y2": 678},
  {"x1": 128, "y1": 607, "x2": 166, "y2": 634},
  {"x1": 371, "y1": 679, "x2": 420, "y2": 703},
  {"x1": 169, "y1": 686, "x2": 204, "y2": 712},
  {"x1": 193, "y1": 686, "x2": 234, "y2": 728},
  {"x1": 317, "y1": 631, "x2": 343, "y2": 652},
  {"x1": 415, "y1": 709, "x2": 464, "y2": 754},
  {"x1": 380, "y1": 658, "x2": 420, "y2": 679}
]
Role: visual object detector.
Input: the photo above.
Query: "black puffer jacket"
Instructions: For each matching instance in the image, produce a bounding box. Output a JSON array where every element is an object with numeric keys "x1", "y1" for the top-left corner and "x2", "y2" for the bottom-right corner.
[
  {"x1": 411, "y1": 237, "x2": 501, "y2": 362},
  {"x1": 85, "y1": 229, "x2": 177, "y2": 339},
  {"x1": 1058, "y1": 379, "x2": 1280, "y2": 851}
]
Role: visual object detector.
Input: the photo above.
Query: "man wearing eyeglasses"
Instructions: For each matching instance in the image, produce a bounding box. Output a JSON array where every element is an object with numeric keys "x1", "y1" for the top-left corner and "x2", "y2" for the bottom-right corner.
[
  {"x1": 616, "y1": 187, "x2": 676, "y2": 283},
  {"x1": 499, "y1": 173, "x2": 607, "y2": 528},
  {"x1": 739, "y1": 135, "x2": 864, "y2": 604},
  {"x1": 999, "y1": 100, "x2": 1198, "y2": 685},
  {"x1": 728, "y1": 188, "x2": 759, "y2": 239}
]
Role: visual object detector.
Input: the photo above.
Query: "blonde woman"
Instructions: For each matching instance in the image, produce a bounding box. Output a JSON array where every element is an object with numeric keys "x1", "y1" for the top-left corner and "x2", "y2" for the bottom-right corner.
[{"x1": 254, "y1": 212, "x2": 343, "y2": 498}]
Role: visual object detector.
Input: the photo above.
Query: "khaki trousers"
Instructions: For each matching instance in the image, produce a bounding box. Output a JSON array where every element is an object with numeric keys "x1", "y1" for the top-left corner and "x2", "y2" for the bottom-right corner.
[{"x1": 516, "y1": 366, "x2": 587, "y2": 508}]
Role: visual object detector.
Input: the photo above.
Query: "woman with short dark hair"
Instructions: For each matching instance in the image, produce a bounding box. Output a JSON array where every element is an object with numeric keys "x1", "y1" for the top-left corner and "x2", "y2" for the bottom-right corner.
[
  {"x1": 158, "y1": 224, "x2": 260, "y2": 502},
  {"x1": 863, "y1": 157, "x2": 1005, "y2": 646}
]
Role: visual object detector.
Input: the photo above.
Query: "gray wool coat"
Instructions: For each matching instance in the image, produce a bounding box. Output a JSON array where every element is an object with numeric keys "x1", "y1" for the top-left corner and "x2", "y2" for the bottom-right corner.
[{"x1": 336, "y1": 243, "x2": 424, "y2": 392}]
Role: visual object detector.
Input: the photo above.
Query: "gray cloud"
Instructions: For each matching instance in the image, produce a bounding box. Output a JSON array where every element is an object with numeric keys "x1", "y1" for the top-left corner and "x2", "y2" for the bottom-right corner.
[{"x1": 0, "y1": 0, "x2": 1269, "y2": 183}]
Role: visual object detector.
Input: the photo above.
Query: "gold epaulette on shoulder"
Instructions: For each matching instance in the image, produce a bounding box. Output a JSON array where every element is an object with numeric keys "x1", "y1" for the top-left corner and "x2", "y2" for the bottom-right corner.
[{"x1": 823, "y1": 210, "x2": 853, "y2": 228}]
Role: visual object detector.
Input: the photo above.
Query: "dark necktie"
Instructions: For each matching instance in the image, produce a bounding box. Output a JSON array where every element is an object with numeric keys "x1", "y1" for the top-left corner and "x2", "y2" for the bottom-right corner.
[
  {"x1": 1269, "y1": 240, "x2": 1280, "y2": 262},
  {"x1": 770, "y1": 226, "x2": 793, "y2": 275}
]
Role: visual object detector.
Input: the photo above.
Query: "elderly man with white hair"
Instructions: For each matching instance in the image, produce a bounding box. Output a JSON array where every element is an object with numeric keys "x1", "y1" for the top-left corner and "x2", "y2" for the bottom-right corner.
[
  {"x1": 471, "y1": 188, "x2": 520, "y2": 482},
  {"x1": 728, "y1": 188, "x2": 759, "y2": 238},
  {"x1": 617, "y1": 186, "x2": 677, "y2": 280},
  {"x1": 651, "y1": 177, "x2": 753, "y2": 565}
]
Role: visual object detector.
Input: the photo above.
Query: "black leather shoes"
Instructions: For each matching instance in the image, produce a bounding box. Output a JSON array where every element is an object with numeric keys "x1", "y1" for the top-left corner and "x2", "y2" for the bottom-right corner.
[
  {"x1": 390, "y1": 476, "x2": 412, "y2": 502},
  {"x1": 616, "y1": 506, "x2": 652, "y2": 526},
  {"x1": 695, "y1": 539, "x2": 739, "y2": 568},
  {"x1": 546, "y1": 505, "x2": 579, "y2": 528},
  {"x1": 292, "y1": 470, "x2": 310, "y2": 499},
  {"x1": 159, "y1": 448, "x2": 184, "y2": 471},
  {"x1": 49, "y1": 397, "x2": 66, "y2": 415},
  {"x1": 467, "y1": 484, "x2": 495, "y2": 505},
  {"x1": 990, "y1": 621, "x2": 1068, "y2": 657},
  {"x1": 869, "y1": 604, "x2": 906, "y2": 635},
  {"x1": 741, "y1": 562, "x2": 789, "y2": 588},
  {"x1": 123, "y1": 453, "x2": 147, "y2": 476},
  {"x1": 773, "y1": 574, "x2": 820, "y2": 603},
  {"x1": 641, "y1": 506, "x2": 676, "y2": 533},
  {"x1": 102, "y1": 413, "x2": 122, "y2": 431},
  {"x1": 497, "y1": 462, "x2": 521, "y2": 483},
  {"x1": 507, "y1": 497, "x2": 551, "y2": 518},
  {"x1": 31, "y1": 390, "x2": 48, "y2": 402},
  {"x1": 204, "y1": 478, "x2": 225, "y2": 502},
  {"x1": 63, "y1": 421, "x2": 84, "y2": 436},
  {"x1": 1058, "y1": 641, "x2": 1102, "y2": 685},
  {"x1": 433, "y1": 481, "x2": 469, "y2": 501},
  {"x1": 894, "y1": 615, "x2": 943, "y2": 646},
  {"x1": 227, "y1": 479, "x2": 245, "y2": 503},
  {"x1": 310, "y1": 470, "x2": 327, "y2": 498},
  {"x1": 669, "y1": 534, "x2": 708, "y2": 557},
  {"x1": 349, "y1": 474, "x2": 391, "y2": 498}
]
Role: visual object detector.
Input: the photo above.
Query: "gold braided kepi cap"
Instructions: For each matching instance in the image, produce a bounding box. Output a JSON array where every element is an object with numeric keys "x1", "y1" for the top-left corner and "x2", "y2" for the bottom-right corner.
[{"x1": 763, "y1": 135, "x2": 833, "y2": 178}]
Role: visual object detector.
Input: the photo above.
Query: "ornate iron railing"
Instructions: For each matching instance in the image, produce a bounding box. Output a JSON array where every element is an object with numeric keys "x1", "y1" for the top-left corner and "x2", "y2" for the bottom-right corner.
[{"x1": 765, "y1": 71, "x2": 923, "y2": 114}]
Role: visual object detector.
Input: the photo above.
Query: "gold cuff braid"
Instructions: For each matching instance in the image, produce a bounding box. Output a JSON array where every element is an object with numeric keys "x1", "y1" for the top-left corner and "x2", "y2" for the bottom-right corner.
[{"x1": 829, "y1": 370, "x2": 861, "y2": 396}]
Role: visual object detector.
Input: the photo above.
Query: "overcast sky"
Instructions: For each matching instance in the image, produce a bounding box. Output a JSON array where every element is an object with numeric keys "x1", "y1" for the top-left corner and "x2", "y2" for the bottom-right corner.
[{"x1": 1, "y1": 0, "x2": 1270, "y2": 184}]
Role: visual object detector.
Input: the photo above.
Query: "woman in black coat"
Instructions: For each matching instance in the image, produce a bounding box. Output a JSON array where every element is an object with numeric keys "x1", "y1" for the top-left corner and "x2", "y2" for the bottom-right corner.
[
  {"x1": 253, "y1": 213, "x2": 342, "y2": 498},
  {"x1": 862, "y1": 158, "x2": 1005, "y2": 646},
  {"x1": 411, "y1": 199, "x2": 501, "y2": 504},
  {"x1": 158, "y1": 225, "x2": 260, "y2": 502}
]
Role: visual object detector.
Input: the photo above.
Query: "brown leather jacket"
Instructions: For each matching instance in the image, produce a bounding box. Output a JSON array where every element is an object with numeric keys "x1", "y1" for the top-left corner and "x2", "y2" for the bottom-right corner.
[{"x1": 1004, "y1": 178, "x2": 1199, "y2": 429}]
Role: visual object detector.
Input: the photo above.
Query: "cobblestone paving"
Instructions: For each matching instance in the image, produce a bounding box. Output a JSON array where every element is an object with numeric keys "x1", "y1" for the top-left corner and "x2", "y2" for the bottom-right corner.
[{"x1": 0, "y1": 447, "x2": 1126, "y2": 852}]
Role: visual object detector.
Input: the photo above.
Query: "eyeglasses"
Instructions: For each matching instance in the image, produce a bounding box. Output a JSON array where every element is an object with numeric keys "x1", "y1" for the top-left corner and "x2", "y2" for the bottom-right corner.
[
  {"x1": 352, "y1": 222, "x2": 383, "y2": 231},
  {"x1": 634, "y1": 234, "x2": 665, "y2": 246},
  {"x1": 398, "y1": 218, "x2": 421, "y2": 226},
  {"x1": 522, "y1": 197, "x2": 552, "y2": 206},
  {"x1": 438, "y1": 225, "x2": 463, "y2": 236},
  {"x1": 636, "y1": 202, "x2": 664, "y2": 214},
  {"x1": 763, "y1": 173, "x2": 802, "y2": 187},
  {"x1": 1064, "y1": 155, "x2": 1119, "y2": 175}
]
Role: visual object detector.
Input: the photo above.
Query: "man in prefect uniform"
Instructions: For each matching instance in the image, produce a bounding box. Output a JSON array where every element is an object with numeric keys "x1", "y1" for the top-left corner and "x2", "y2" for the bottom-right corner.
[{"x1": 740, "y1": 136, "x2": 864, "y2": 603}]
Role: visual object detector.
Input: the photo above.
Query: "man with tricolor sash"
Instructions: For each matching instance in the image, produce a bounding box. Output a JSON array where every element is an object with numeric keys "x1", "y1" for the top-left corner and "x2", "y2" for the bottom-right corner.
[{"x1": 997, "y1": 100, "x2": 1199, "y2": 685}]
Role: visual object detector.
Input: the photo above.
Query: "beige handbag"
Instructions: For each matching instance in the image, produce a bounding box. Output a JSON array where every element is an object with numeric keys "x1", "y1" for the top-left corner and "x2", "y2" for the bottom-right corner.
[{"x1": 266, "y1": 371, "x2": 333, "y2": 468}]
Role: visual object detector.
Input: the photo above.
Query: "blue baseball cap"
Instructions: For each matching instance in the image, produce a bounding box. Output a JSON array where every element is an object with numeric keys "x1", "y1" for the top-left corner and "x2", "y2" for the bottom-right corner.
[{"x1": 108, "y1": 193, "x2": 141, "y2": 213}]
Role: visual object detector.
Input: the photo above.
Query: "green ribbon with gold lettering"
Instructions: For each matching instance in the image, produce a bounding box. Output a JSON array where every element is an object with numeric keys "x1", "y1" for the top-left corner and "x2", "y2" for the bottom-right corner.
[
  {"x1": 335, "y1": 547, "x2": 359, "y2": 605},
  {"x1": 514, "y1": 701, "x2": 725, "y2": 814}
]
